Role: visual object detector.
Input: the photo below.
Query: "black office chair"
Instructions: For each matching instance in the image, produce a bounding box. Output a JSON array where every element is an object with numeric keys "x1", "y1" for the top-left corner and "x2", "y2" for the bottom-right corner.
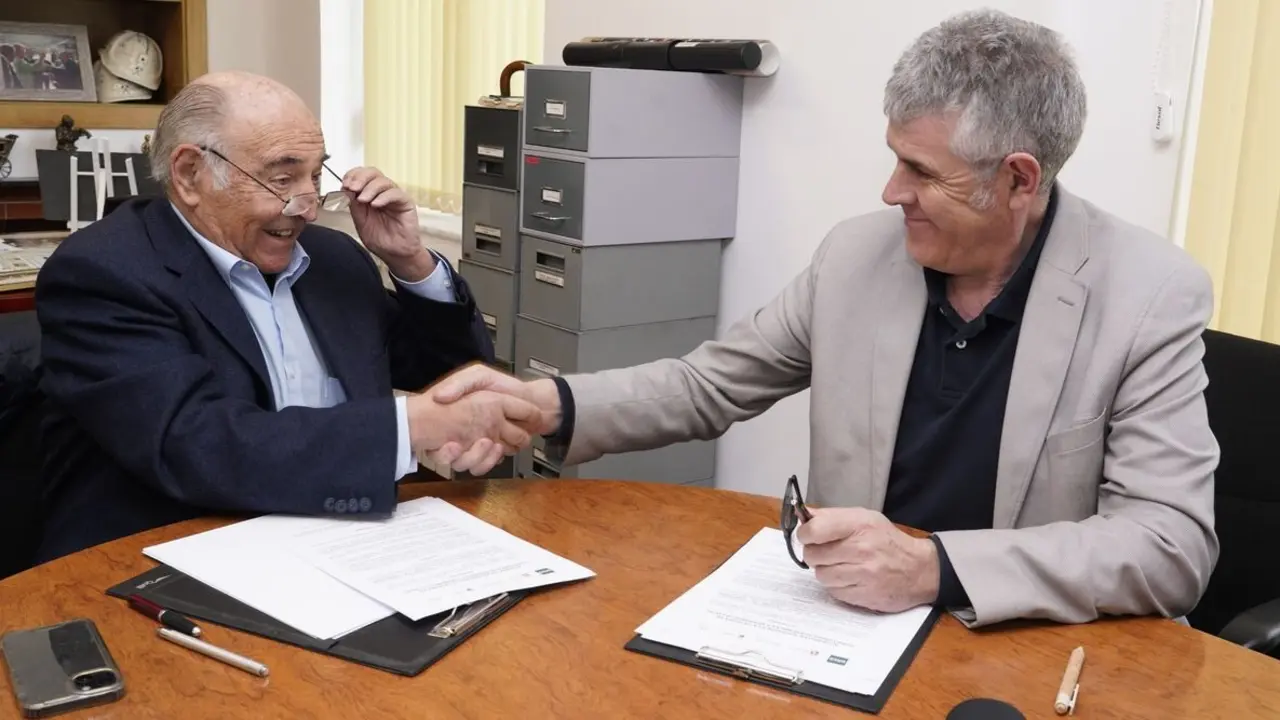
[
  {"x1": 0, "y1": 310, "x2": 44, "y2": 579},
  {"x1": 1189, "y1": 328, "x2": 1280, "y2": 658}
]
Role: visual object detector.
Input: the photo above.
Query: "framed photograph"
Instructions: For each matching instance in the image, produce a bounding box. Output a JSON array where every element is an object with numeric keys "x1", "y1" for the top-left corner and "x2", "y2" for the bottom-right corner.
[{"x1": 0, "y1": 21, "x2": 96, "y2": 102}]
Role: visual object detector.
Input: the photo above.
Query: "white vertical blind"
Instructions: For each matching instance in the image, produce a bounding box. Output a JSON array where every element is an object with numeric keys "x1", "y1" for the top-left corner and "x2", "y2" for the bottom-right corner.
[{"x1": 364, "y1": 0, "x2": 546, "y2": 214}]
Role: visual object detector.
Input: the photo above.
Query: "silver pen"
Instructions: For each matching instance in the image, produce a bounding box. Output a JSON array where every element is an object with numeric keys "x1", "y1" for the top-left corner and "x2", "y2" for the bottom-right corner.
[{"x1": 156, "y1": 627, "x2": 270, "y2": 677}]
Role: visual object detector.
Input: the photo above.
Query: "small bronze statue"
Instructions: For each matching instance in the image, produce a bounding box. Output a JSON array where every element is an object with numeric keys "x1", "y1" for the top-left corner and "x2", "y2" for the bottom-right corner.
[
  {"x1": 140, "y1": 133, "x2": 152, "y2": 156},
  {"x1": 54, "y1": 115, "x2": 91, "y2": 152}
]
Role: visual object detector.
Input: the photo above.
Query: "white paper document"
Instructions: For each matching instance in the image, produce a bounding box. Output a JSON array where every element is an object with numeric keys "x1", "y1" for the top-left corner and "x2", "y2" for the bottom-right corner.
[
  {"x1": 143, "y1": 497, "x2": 594, "y2": 639},
  {"x1": 143, "y1": 518, "x2": 395, "y2": 640},
  {"x1": 281, "y1": 497, "x2": 596, "y2": 621},
  {"x1": 635, "y1": 528, "x2": 933, "y2": 696}
]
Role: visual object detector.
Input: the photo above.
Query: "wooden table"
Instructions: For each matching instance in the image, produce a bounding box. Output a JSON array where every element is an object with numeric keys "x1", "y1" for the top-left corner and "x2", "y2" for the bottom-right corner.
[{"x1": 1, "y1": 479, "x2": 1277, "y2": 719}]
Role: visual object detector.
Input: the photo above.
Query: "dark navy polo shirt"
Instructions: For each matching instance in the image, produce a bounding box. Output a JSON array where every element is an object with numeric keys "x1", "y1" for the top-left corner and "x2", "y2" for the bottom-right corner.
[{"x1": 890, "y1": 187, "x2": 1059, "y2": 607}]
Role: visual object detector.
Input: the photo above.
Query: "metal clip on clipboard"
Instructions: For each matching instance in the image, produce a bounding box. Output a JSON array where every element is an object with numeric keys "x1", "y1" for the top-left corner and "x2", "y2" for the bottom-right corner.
[
  {"x1": 428, "y1": 593, "x2": 514, "y2": 639},
  {"x1": 693, "y1": 646, "x2": 805, "y2": 688}
]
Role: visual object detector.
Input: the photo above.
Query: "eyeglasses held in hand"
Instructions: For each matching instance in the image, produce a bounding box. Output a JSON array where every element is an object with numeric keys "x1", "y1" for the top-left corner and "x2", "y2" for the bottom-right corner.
[
  {"x1": 780, "y1": 474, "x2": 813, "y2": 569},
  {"x1": 201, "y1": 146, "x2": 352, "y2": 217}
]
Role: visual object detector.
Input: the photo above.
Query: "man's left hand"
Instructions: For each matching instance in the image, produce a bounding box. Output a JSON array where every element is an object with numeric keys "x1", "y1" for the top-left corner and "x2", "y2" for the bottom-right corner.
[
  {"x1": 797, "y1": 508, "x2": 940, "y2": 613},
  {"x1": 342, "y1": 167, "x2": 436, "y2": 281}
]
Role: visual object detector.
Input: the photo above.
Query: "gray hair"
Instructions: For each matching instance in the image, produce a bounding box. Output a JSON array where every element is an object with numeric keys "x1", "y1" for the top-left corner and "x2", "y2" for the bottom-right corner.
[
  {"x1": 149, "y1": 82, "x2": 231, "y2": 190},
  {"x1": 884, "y1": 9, "x2": 1087, "y2": 198}
]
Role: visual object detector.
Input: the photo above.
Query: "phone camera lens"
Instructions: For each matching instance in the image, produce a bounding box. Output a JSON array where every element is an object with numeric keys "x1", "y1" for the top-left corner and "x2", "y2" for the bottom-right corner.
[{"x1": 72, "y1": 670, "x2": 117, "y2": 691}]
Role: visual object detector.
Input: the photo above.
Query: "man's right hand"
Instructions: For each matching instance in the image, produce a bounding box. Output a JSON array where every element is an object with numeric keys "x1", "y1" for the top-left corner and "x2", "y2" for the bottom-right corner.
[
  {"x1": 405, "y1": 388, "x2": 542, "y2": 474},
  {"x1": 426, "y1": 363, "x2": 564, "y2": 472}
]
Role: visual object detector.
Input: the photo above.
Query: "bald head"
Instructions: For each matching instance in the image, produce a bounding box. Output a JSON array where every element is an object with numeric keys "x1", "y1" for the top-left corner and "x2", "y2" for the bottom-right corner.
[{"x1": 149, "y1": 70, "x2": 320, "y2": 187}]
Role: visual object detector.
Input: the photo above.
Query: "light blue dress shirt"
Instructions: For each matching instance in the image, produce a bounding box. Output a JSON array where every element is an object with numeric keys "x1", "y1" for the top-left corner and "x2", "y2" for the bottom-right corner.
[{"x1": 173, "y1": 205, "x2": 457, "y2": 482}]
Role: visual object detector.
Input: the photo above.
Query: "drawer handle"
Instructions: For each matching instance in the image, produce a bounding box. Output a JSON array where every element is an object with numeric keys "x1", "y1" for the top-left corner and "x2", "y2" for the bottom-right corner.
[
  {"x1": 532, "y1": 211, "x2": 570, "y2": 222},
  {"x1": 530, "y1": 458, "x2": 560, "y2": 478},
  {"x1": 532, "y1": 126, "x2": 573, "y2": 134},
  {"x1": 535, "y1": 251, "x2": 566, "y2": 272},
  {"x1": 475, "y1": 237, "x2": 502, "y2": 256}
]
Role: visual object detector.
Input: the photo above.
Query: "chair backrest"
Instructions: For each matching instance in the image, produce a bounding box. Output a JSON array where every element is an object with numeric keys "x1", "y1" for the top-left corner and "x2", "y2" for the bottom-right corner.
[
  {"x1": 1188, "y1": 328, "x2": 1280, "y2": 634},
  {"x1": 0, "y1": 310, "x2": 44, "y2": 579}
]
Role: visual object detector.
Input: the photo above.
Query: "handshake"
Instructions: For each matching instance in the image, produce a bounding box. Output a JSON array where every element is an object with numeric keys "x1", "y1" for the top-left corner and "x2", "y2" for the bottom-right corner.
[{"x1": 405, "y1": 363, "x2": 562, "y2": 475}]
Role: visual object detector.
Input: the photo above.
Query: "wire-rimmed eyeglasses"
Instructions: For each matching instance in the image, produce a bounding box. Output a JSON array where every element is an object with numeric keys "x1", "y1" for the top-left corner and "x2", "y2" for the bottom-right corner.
[
  {"x1": 200, "y1": 146, "x2": 353, "y2": 217},
  {"x1": 780, "y1": 474, "x2": 813, "y2": 569}
]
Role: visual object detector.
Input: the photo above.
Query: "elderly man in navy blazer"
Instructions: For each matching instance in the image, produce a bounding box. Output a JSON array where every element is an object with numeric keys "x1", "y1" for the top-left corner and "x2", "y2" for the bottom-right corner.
[{"x1": 33, "y1": 71, "x2": 539, "y2": 562}]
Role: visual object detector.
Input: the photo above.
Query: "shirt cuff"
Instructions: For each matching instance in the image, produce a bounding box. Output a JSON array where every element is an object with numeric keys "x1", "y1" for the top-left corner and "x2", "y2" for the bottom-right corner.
[
  {"x1": 393, "y1": 395, "x2": 417, "y2": 481},
  {"x1": 391, "y1": 251, "x2": 458, "y2": 303},
  {"x1": 542, "y1": 376, "x2": 577, "y2": 463},
  {"x1": 930, "y1": 534, "x2": 972, "y2": 609}
]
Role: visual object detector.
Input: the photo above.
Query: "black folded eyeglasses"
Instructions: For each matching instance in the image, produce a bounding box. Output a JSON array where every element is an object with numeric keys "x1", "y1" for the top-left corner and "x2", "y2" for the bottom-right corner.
[{"x1": 780, "y1": 474, "x2": 813, "y2": 569}]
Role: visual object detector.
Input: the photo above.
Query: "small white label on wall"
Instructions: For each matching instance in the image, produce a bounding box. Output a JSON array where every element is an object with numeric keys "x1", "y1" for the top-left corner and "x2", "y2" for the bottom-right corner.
[
  {"x1": 534, "y1": 270, "x2": 565, "y2": 287},
  {"x1": 529, "y1": 358, "x2": 560, "y2": 376}
]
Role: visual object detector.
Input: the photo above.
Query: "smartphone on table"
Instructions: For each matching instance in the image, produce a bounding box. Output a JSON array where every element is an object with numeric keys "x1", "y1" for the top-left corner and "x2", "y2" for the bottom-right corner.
[{"x1": 1, "y1": 618, "x2": 125, "y2": 717}]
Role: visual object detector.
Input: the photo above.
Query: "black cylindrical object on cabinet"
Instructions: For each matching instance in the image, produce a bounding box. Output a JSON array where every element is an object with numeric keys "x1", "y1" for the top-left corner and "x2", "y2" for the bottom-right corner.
[
  {"x1": 562, "y1": 37, "x2": 779, "y2": 77},
  {"x1": 561, "y1": 39, "x2": 675, "y2": 70}
]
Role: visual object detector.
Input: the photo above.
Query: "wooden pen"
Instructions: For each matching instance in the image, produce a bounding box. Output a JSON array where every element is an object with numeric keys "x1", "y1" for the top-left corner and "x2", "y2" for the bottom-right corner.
[{"x1": 1055, "y1": 646, "x2": 1085, "y2": 714}]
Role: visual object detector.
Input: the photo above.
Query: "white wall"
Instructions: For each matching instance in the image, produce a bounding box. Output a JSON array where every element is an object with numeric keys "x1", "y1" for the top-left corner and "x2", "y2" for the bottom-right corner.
[
  {"x1": 544, "y1": 0, "x2": 1208, "y2": 498},
  {"x1": 2, "y1": 0, "x2": 323, "y2": 180}
]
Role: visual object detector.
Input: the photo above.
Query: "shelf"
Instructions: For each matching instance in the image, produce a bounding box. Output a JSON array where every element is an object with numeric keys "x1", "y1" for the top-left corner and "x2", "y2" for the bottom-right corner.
[
  {"x1": 0, "y1": 101, "x2": 164, "y2": 130},
  {"x1": 0, "y1": 0, "x2": 208, "y2": 129}
]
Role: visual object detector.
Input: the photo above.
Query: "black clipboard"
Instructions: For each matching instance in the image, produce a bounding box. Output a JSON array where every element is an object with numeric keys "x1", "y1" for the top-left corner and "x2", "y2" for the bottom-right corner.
[
  {"x1": 623, "y1": 565, "x2": 941, "y2": 714},
  {"x1": 107, "y1": 564, "x2": 526, "y2": 676}
]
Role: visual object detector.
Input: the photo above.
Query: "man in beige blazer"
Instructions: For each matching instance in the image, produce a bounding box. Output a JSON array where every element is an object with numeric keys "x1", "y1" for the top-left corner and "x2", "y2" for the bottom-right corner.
[{"x1": 427, "y1": 9, "x2": 1219, "y2": 628}]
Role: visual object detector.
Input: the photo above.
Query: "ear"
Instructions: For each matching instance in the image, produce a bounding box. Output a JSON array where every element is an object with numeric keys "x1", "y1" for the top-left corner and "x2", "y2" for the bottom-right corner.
[
  {"x1": 1003, "y1": 152, "x2": 1043, "y2": 210},
  {"x1": 169, "y1": 144, "x2": 205, "y2": 206}
]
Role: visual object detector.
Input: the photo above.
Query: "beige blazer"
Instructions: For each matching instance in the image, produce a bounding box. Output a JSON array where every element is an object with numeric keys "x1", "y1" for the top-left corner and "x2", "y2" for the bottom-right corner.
[{"x1": 561, "y1": 187, "x2": 1219, "y2": 628}]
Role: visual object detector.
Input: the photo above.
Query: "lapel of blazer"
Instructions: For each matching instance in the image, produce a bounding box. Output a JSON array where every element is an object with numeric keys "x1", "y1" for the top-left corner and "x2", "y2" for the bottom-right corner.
[
  {"x1": 992, "y1": 189, "x2": 1090, "y2": 528},
  {"x1": 868, "y1": 244, "x2": 928, "y2": 510},
  {"x1": 145, "y1": 201, "x2": 271, "y2": 393},
  {"x1": 291, "y1": 241, "x2": 377, "y2": 400}
]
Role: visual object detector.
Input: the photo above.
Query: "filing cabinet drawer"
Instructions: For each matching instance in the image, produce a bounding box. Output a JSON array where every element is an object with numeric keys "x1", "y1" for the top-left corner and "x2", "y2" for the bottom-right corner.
[
  {"x1": 517, "y1": 435, "x2": 716, "y2": 484},
  {"x1": 513, "y1": 314, "x2": 717, "y2": 381},
  {"x1": 520, "y1": 153, "x2": 739, "y2": 247},
  {"x1": 521, "y1": 154, "x2": 585, "y2": 242},
  {"x1": 461, "y1": 186, "x2": 520, "y2": 272},
  {"x1": 524, "y1": 67, "x2": 590, "y2": 153},
  {"x1": 519, "y1": 235, "x2": 721, "y2": 332},
  {"x1": 523, "y1": 65, "x2": 744, "y2": 158},
  {"x1": 459, "y1": 260, "x2": 516, "y2": 363},
  {"x1": 463, "y1": 105, "x2": 521, "y2": 191}
]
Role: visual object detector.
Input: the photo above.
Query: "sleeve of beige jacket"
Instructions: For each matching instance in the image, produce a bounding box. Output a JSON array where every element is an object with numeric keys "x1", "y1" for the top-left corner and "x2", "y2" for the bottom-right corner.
[
  {"x1": 934, "y1": 262, "x2": 1220, "y2": 627},
  {"x1": 559, "y1": 233, "x2": 837, "y2": 466}
]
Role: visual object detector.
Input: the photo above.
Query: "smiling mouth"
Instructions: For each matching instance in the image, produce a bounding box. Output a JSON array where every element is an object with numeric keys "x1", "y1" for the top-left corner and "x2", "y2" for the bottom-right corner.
[{"x1": 264, "y1": 228, "x2": 296, "y2": 239}]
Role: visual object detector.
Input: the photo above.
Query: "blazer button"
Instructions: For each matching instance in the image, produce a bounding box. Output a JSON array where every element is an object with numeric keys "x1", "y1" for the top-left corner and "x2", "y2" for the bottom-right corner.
[
  {"x1": 359, "y1": 497, "x2": 372, "y2": 512},
  {"x1": 334, "y1": 499, "x2": 348, "y2": 513},
  {"x1": 323, "y1": 497, "x2": 335, "y2": 512}
]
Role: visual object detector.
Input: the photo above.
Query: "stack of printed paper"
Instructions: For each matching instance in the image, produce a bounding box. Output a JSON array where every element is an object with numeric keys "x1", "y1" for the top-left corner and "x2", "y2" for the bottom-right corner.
[{"x1": 143, "y1": 497, "x2": 595, "y2": 640}]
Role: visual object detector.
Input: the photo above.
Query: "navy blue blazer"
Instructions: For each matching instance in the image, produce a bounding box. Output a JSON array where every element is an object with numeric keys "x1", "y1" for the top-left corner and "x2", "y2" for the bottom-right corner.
[{"x1": 34, "y1": 199, "x2": 494, "y2": 563}]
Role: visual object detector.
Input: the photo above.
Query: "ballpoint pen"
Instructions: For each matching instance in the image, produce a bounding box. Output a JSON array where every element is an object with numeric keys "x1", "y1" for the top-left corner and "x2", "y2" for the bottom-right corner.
[
  {"x1": 156, "y1": 627, "x2": 270, "y2": 677},
  {"x1": 127, "y1": 594, "x2": 202, "y2": 637},
  {"x1": 1055, "y1": 646, "x2": 1085, "y2": 715}
]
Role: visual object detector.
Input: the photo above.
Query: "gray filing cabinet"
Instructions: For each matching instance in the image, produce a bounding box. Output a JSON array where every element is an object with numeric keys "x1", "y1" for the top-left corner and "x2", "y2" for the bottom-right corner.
[
  {"x1": 512, "y1": 65, "x2": 744, "y2": 486},
  {"x1": 459, "y1": 100, "x2": 525, "y2": 478}
]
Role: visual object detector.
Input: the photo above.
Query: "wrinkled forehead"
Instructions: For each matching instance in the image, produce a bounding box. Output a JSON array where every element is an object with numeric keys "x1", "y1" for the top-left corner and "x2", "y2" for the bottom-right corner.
[{"x1": 227, "y1": 115, "x2": 326, "y2": 173}]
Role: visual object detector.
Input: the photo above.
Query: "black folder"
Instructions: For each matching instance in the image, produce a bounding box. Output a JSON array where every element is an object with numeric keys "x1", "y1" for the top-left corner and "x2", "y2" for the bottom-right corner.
[
  {"x1": 624, "y1": 582, "x2": 940, "y2": 714},
  {"x1": 107, "y1": 564, "x2": 527, "y2": 676}
]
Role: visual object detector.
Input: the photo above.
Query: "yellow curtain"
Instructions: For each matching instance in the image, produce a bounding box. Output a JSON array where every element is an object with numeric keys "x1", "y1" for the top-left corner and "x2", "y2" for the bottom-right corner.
[
  {"x1": 364, "y1": 0, "x2": 545, "y2": 214},
  {"x1": 1182, "y1": 0, "x2": 1280, "y2": 341}
]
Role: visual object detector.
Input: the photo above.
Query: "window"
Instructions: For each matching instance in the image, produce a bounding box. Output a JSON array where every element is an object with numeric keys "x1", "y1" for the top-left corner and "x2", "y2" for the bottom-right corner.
[
  {"x1": 1182, "y1": 0, "x2": 1280, "y2": 341},
  {"x1": 363, "y1": 0, "x2": 545, "y2": 215}
]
